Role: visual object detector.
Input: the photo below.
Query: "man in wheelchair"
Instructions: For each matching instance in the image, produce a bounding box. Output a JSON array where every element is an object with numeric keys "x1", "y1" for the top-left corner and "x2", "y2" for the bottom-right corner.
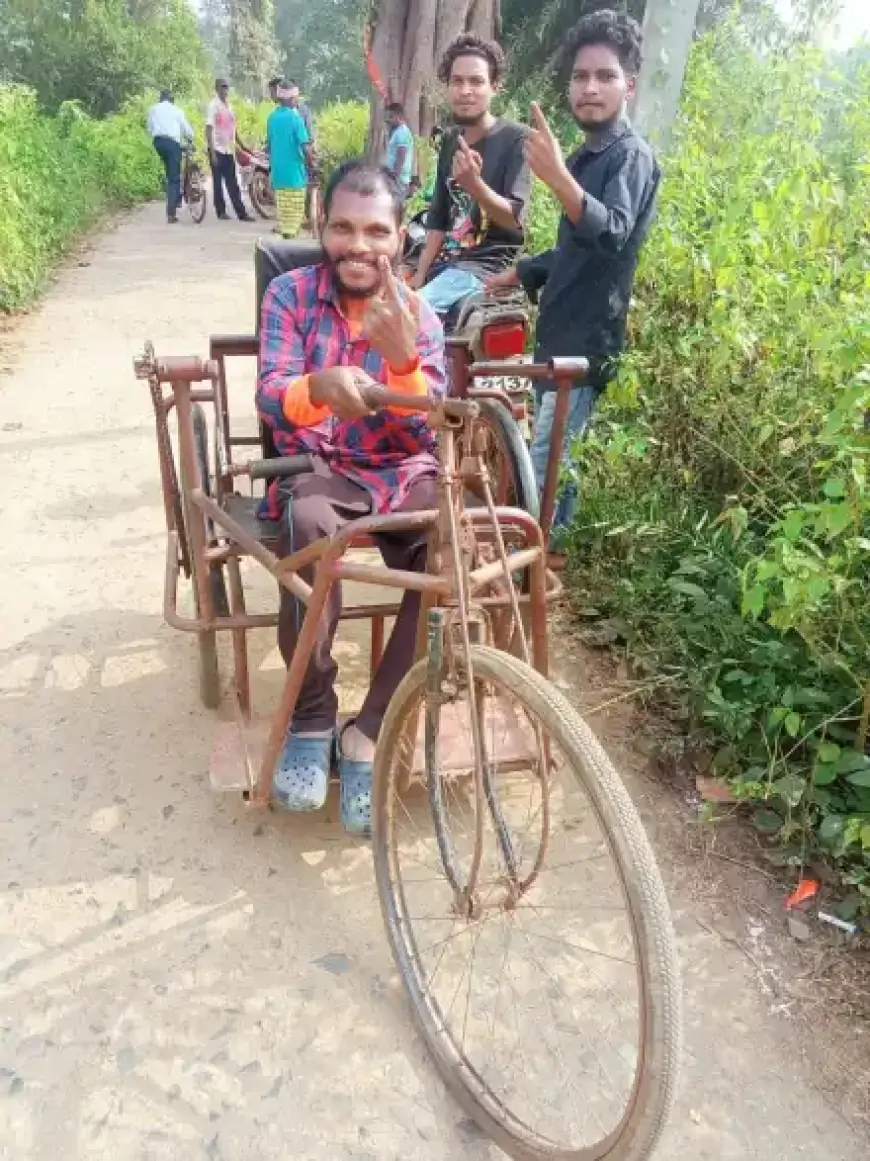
[{"x1": 256, "y1": 161, "x2": 446, "y2": 836}]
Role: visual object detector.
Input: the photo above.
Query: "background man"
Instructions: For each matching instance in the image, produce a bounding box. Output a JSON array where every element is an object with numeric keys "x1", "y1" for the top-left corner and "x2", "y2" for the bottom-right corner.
[
  {"x1": 411, "y1": 35, "x2": 530, "y2": 322},
  {"x1": 146, "y1": 89, "x2": 193, "y2": 224},
  {"x1": 256, "y1": 162, "x2": 445, "y2": 836},
  {"x1": 205, "y1": 78, "x2": 255, "y2": 222},
  {"x1": 487, "y1": 10, "x2": 660, "y2": 544},
  {"x1": 266, "y1": 84, "x2": 311, "y2": 238},
  {"x1": 286, "y1": 79, "x2": 318, "y2": 227},
  {"x1": 384, "y1": 102, "x2": 415, "y2": 200}
]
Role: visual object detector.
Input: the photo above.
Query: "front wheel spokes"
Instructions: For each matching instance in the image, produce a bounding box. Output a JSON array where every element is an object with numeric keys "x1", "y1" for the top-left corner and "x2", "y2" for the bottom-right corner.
[
  {"x1": 426, "y1": 608, "x2": 467, "y2": 899},
  {"x1": 476, "y1": 677, "x2": 520, "y2": 886}
]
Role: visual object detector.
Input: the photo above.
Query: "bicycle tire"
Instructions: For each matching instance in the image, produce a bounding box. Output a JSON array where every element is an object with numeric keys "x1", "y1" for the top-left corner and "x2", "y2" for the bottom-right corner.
[
  {"x1": 249, "y1": 170, "x2": 274, "y2": 219},
  {"x1": 373, "y1": 645, "x2": 681, "y2": 1161},
  {"x1": 186, "y1": 165, "x2": 208, "y2": 224}
]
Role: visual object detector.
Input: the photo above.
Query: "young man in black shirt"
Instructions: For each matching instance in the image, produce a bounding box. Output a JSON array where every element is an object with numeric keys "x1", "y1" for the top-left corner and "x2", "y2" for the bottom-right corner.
[
  {"x1": 487, "y1": 10, "x2": 660, "y2": 543},
  {"x1": 411, "y1": 35, "x2": 531, "y2": 320}
]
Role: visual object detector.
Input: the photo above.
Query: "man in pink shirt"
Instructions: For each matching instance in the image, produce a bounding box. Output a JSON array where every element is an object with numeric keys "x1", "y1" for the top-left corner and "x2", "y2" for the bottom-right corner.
[{"x1": 205, "y1": 78, "x2": 254, "y2": 222}]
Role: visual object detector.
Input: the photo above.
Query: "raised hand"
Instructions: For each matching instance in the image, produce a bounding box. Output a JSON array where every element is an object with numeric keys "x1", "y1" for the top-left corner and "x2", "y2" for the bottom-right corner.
[
  {"x1": 524, "y1": 102, "x2": 567, "y2": 191},
  {"x1": 451, "y1": 135, "x2": 484, "y2": 195},
  {"x1": 483, "y1": 267, "x2": 521, "y2": 295},
  {"x1": 362, "y1": 256, "x2": 421, "y2": 371}
]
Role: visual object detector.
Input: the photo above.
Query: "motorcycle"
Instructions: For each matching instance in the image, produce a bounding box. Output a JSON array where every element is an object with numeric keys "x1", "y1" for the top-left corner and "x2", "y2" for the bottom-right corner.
[
  {"x1": 236, "y1": 145, "x2": 274, "y2": 220},
  {"x1": 401, "y1": 205, "x2": 530, "y2": 362}
]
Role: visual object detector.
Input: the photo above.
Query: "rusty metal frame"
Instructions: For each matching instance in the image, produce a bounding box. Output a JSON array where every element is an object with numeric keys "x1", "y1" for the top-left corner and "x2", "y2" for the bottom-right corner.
[
  {"x1": 446, "y1": 339, "x2": 587, "y2": 545},
  {"x1": 135, "y1": 337, "x2": 575, "y2": 803}
]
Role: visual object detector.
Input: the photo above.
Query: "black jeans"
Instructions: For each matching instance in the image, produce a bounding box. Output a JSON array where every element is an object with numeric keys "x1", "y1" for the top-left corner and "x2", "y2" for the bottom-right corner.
[
  {"x1": 153, "y1": 136, "x2": 182, "y2": 218},
  {"x1": 210, "y1": 152, "x2": 247, "y2": 219}
]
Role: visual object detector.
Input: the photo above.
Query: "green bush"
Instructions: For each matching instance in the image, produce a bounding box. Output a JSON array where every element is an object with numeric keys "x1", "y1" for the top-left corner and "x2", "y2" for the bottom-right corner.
[
  {"x1": 314, "y1": 101, "x2": 370, "y2": 177},
  {"x1": 564, "y1": 28, "x2": 870, "y2": 909},
  {"x1": 0, "y1": 86, "x2": 163, "y2": 310}
]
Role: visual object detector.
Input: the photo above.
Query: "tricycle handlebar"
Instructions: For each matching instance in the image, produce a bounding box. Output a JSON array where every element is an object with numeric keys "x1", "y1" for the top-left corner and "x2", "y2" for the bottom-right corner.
[{"x1": 469, "y1": 357, "x2": 589, "y2": 381}]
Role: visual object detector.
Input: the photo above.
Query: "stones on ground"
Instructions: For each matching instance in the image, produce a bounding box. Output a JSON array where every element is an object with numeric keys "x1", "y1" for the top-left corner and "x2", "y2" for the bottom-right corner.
[
  {"x1": 314, "y1": 952, "x2": 352, "y2": 975},
  {"x1": 787, "y1": 914, "x2": 812, "y2": 943}
]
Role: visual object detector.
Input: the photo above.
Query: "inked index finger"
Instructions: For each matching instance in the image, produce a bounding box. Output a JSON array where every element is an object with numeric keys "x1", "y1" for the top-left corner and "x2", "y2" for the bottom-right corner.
[{"x1": 378, "y1": 255, "x2": 405, "y2": 305}]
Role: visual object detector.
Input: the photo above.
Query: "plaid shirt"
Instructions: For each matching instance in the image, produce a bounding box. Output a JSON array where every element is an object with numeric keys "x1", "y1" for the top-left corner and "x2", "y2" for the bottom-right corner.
[{"x1": 257, "y1": 263, "x2": 447, "y2": 518}]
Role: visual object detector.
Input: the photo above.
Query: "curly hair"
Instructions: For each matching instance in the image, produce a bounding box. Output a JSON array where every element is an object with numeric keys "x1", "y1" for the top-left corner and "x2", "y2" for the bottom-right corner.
[
  {"x1": 563, "y1": 8, "x2": 643, "y2": 76},
  {"x1": 438, "y1": 34, "x2": 507, "y2": 87}
]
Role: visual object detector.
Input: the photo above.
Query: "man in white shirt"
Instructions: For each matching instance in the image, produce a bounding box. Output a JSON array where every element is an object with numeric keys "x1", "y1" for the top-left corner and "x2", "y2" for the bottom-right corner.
[
  {"x1": 205, "y1": 78, "x2": 254, "y2": 222},
  {"x1": 146, "y1": 89, "x2": 193, "y2": 224}
]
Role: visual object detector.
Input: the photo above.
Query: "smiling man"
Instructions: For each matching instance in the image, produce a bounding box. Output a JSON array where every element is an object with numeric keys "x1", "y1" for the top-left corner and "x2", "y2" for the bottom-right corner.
[
  {"x1": 256, "y1": 161, "x2": 446, "y2": 836},
  {"x1": 411, "y1": 34, "x2": 530, "y2": 322},
  {"x1": 487, "y1": 10, "x2": 660, "y2": 544}
]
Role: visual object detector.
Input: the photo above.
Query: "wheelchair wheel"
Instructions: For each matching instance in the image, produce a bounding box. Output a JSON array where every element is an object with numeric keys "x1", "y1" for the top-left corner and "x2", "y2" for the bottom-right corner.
[
  {"x1": 181, "y1": 405, "x2": 229, "y2": 708},
  {"x1": 373, "y1": 645, "x2": 681, "y2": 1161}
]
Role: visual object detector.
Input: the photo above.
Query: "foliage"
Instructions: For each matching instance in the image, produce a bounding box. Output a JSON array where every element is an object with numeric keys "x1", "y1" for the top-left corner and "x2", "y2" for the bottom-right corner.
[
  {"x1": 0, "y1": 0, "x2": 207, "y2": 117},
  {"x1": 0, "y1": 86, "x2": 164, "y2": 309},
  {"x1": 562, "y1": 25, "x2": 870, "y2": 907},
  {"x1": 314, "y1": 102, "x2": 371, "y2": 176},
  {"x1": 198, "y1": 0, "x2": 367, "y2": 108},
  {"x1": 274, "y1": 0, "x2": 368, "y2": 108}
]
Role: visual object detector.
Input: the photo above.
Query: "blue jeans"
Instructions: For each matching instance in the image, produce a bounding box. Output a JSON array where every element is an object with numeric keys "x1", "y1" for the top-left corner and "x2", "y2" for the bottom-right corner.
[
  {"x1": 419, "y1": 267, "x2": 483, "y2": 314},
  {"x1": 530, "y1": 384, "x2": 599, "y2": 536},
  {"x1": 153, "y1": 136, "x2": 182, "y2": 217}
]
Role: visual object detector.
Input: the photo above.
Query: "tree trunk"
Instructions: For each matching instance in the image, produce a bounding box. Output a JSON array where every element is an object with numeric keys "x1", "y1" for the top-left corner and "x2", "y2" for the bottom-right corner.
[
  {"x1": 631, "y1": 0, "x2": 703, "y2": 151},
  {"x1": 366, "y1": 0, "x2": 500, "y2": 155}
]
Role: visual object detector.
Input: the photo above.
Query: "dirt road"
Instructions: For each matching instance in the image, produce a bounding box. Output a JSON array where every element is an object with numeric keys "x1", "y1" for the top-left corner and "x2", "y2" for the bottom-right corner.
[{"x1": 0, "y1": 204, "x2": 866, "y2": 1160}]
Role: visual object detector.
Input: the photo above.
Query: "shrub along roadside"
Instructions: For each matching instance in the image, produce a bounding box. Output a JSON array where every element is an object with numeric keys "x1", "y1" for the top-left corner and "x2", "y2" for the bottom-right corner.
[
  {"x1": 0, "y1": 86, "x2": 164, "y2": 310},
  {"x1": 563, "y1": 29, "x2": 870, "y2": 914}
]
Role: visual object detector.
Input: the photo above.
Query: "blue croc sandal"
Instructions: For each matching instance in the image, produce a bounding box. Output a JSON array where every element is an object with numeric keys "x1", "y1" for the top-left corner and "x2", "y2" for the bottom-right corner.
[
  {"x1": 337, "y1": 726, "x2": 373, "y2": 838},
  {"x1": 273, "y1": 731, "x2": 334, "y2": 812}
]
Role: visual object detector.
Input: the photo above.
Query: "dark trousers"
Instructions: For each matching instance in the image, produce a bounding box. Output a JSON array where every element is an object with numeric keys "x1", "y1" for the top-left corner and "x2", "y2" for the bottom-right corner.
[
  {"x1": 210, "y1": 151, "x2": 247, "y2": 219},
  {"x1": 276, "y1": 462, "x2": 434, "y2": 740},
  {"x1": 153, "y1": 136, "x2": 182, "y2": 218}
]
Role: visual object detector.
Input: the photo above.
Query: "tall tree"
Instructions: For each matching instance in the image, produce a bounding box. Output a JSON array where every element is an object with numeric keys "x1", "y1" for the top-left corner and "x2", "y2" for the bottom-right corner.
[
  {"x1": 366, "y1": 0, "x2": 502, "y2": 148},
  {"x1": 227, "y1": 0, "x2": 280, "y2": 97},
  {"x1": 631, "y1": 0, "x2": 703, "y2": 148},
  {"x1": 0, "y1": 0, "x2": 207, "y2": 115},
  {"x1": 273, "y1": 0, "x2": 368, "y2": 107}
]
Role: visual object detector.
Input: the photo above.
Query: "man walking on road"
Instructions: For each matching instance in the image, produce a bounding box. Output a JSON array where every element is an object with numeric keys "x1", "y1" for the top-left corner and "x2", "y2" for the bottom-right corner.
[
  {"x1": 205, "y1": 79, "x2": 255, "y2": 222},
  {"x1": 146, "y1": 89, "x2": 193, "y2": 224}
]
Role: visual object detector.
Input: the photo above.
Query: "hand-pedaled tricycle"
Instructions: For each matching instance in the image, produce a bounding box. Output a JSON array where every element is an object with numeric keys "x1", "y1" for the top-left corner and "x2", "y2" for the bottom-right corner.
[{"x1": 134, "y1": 238, "x2": 681, "y2": 1161}]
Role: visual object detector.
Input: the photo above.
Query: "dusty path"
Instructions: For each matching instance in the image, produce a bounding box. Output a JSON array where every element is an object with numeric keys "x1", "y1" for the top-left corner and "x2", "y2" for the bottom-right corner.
[{"x1": 0, "y1": 203, "x2": 866, "y2": 1160}]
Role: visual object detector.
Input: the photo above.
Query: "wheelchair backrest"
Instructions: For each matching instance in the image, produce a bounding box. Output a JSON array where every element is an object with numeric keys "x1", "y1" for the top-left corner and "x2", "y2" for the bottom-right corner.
[
  {"x1": 254, "y1": 238, "x2": 324, "y2": 462},
  {"x1": 254, "y1": 237, "x2": 324, "y2": 336}
]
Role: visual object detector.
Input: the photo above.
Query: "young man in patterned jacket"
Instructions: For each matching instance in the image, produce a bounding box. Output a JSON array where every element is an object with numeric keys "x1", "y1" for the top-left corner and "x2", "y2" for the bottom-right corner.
[{"x1": 257, "y1": 161, "x2": 446, "y2": 836}]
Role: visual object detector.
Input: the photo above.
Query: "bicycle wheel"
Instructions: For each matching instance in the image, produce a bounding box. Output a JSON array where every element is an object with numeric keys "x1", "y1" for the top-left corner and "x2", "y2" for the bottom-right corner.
[
  {"x1": 373, "y1": 645, "x2": 681, "y2": 1160},
  {"x1": 186, "y1": 164, "x2": 208, "y2": 224},
  {"x1": 249, "y1": 170, "x2": 274, "y2": 219}
]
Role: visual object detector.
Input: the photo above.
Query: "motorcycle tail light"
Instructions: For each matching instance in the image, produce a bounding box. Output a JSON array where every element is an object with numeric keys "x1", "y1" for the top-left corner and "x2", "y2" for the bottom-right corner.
[{"x1": 482, "y1": 322, "x2": 527, "y2": 360}]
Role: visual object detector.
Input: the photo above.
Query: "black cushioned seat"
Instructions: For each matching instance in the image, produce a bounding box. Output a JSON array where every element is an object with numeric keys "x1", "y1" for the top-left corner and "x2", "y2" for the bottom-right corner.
[
  {"x1": 253, "y1": 237, "x2": 325, "y2": 466},
  {"x1": 254, "y1": 237, "x2": 324, "y2": 335}
]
